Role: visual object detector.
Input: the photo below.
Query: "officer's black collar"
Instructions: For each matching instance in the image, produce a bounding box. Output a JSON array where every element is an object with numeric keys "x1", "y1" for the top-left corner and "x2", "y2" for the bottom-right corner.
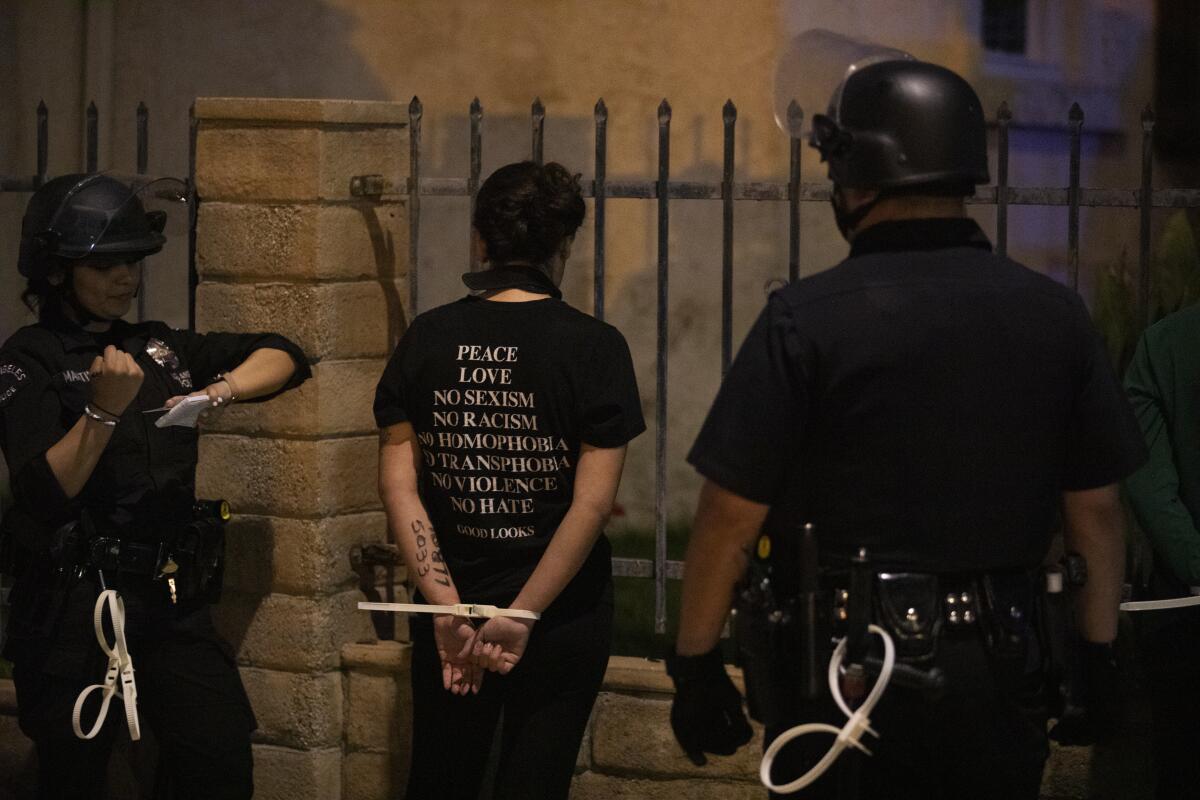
[
  {"x1": 462, "y1": 263, "x2": 562, "y2": 300},
  {"x1": 848, "y1": 218, "x2": 993, "y2": 258},
  {"x1": 42, "y1": 309, "x2": 142, "y2": 352}
]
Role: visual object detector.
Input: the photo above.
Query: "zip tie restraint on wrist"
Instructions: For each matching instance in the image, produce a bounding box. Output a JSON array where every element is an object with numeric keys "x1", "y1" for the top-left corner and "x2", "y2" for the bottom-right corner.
[{"x1": 358, "y1": 601, "x2": 540, "y2": 620}]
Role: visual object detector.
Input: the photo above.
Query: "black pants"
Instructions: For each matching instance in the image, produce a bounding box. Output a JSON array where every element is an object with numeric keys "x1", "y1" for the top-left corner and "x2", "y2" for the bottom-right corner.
[
  {"x1": 763, "y1": 630, "x2": 1048, "y2": 800},
  {"x1": 1135, "y1": 607, "x2": 1200, "y2": 800},
  {"x1": 10, "y1": 581, "x2": 255, "y2": 800},
  {"x1": 405, "y1": 588, "x2": 613, "y2": 800}
]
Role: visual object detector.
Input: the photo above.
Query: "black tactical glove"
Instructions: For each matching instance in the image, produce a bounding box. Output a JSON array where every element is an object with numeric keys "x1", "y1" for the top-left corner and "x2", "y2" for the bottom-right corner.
[
  {"x1": 1048, "y1": 640, "x2": 1121, "y2": 746},
  {"x1": 666, "y1": 644, "x2": 754, "y2": 766}
]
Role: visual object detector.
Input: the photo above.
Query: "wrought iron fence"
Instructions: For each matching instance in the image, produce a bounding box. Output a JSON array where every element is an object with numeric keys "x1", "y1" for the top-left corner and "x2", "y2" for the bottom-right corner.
[
  {"x1": 383, "y1": 95, "x2": 1200, "y2": 636},
  {"x1": 7, "y1": 95, "x2": 1200, "y2": 639}
]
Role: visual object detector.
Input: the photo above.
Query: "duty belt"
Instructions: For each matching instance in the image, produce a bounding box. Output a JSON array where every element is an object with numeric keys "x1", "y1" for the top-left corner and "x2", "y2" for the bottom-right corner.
[
  {"x1": 824, "y1": 569, "x2": 1039, "y2": 665},
  {"x1": 88, "y1": 537, "x2": 164, "y2": 577}
]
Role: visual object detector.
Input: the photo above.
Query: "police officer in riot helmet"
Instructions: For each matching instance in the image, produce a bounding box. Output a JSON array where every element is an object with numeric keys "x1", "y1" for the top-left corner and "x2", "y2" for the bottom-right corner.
[
  {"x1": 0, "y1": 173, "x2": 311, "y2": 799},
  {"x1": 666, "y1": 51, "x2": 1146, "y2": 799}
]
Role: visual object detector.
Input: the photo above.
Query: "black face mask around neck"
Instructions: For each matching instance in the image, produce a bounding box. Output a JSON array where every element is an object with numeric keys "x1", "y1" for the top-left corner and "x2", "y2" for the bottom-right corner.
[
  {"x1": 831, "y1": 185, "x2": 883, "y2": 241},
  {"x1": 461, "y1": 263, "x2": 563, "y2": 300}
]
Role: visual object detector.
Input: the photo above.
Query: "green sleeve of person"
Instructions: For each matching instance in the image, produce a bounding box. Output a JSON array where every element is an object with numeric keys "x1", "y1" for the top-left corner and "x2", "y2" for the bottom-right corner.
[{"x1": 1123, "y1": 317, "x2": 1200, "y2": 586}]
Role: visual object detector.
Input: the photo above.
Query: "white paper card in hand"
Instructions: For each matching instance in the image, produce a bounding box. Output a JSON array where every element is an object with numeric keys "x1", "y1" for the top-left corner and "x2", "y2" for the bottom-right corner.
[{"x1": 154, "y1": 394, "x2": 210, "y2": 428}]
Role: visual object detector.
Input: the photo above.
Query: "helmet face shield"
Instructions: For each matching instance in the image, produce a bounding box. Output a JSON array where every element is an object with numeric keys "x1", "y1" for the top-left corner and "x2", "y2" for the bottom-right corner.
[
  {"x1": 773, "y1": 29, "x2": 914, "y2": 139},
  {"x1": 774, "y1": 30, "x2": 989, "y2": 191},
  {"x1": 19, "y1": 173, "x2": 189, "y2": 278}
]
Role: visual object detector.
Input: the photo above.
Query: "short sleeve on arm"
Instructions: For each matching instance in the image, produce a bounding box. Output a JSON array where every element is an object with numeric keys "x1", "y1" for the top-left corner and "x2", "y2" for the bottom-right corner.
[
  {"x1": 1061, "y1": 299, "x2": 1148, "y2": 491},
  {"x1": 577, "y1": 327, "x2": 645, "y2": 448},
  {"x1": 687, "y1": 296, "x2": 808, "y2": 505},
  {"x1": 0, "y1": 350, "x2": 73, "y2": 521},
  {"x1": 374, "y1": 325, "x2": 417, "y2": 429}
]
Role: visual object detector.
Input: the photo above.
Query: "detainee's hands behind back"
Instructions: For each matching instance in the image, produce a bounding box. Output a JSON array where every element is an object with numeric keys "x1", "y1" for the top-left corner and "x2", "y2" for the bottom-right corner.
[
  {"x1": 434, "y1": 614, "x2": 484, "y2": 695},
  {"x1": 472, "y1": 616, "x2": 535, "y2": 675}
]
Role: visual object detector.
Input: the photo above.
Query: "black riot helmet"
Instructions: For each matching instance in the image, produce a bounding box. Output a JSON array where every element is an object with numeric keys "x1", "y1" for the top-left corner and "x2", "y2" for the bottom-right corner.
[
  {"x1": 810, "y1": 59, "x2": 990, "y2": 192},
  {"x1": 17, "y1": 173, "x2": 176, "y2": 279}
]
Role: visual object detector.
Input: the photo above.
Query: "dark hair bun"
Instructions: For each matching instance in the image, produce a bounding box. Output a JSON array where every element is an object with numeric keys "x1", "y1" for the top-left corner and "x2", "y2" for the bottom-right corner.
[{"x1": 472, "y1": 161, "x2": 586, "y2": 266}]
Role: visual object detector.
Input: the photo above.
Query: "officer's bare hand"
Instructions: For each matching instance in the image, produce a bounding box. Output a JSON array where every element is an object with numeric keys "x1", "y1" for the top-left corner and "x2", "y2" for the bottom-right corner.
[
  {"x1": 165, "y1": 381, "x2": 234, "y2": 411},
  {"x1": 88, "y1": 345, "x2": 144, "y2": 415}
]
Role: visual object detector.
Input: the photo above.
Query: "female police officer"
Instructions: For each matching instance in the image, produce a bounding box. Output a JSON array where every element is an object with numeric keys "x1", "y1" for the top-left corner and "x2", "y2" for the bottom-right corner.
[{"x1": 0, "y1": 173, "x2": 310, "y2": 799}]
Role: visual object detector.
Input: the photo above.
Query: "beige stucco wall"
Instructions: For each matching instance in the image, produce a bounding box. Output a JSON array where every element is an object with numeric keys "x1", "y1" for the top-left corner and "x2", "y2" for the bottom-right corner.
[{"x1": 0, "y1": 0, "x2": 1161, "y2": 526}]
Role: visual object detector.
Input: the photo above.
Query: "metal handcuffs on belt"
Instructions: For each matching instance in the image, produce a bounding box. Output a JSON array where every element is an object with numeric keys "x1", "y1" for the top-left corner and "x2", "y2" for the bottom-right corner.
[
  {"x1": 358, "y1": 601, "x2": 540, "y2": 620},
  {"x1": 72, "y1": 590, "x2": 140, "y2": 741}
]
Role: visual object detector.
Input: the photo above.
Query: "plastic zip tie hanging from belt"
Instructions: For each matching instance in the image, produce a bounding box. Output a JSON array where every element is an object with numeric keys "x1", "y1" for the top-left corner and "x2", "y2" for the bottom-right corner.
[
  {"x1": 72, "y1": 589, "x2": 141, "y2": 741},
  {"x1": 759, "y1": 624, "x2": 895, "y2": 795},
  {"x1": 358, "y1": 601, "x2": 541, "y2": 620},
  {"x1": 1119, "y1": 594, "x2": 1200, "y2": 612}
]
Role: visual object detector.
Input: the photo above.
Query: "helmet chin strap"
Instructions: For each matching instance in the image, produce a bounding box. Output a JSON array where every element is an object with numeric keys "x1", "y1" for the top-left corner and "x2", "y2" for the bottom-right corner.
[
  {"x1": 831, "y1": 184, "x2": 883, "y2": 241},
  {"x1": 60, "y1": 274, "x2": 112, "y2": 328}
]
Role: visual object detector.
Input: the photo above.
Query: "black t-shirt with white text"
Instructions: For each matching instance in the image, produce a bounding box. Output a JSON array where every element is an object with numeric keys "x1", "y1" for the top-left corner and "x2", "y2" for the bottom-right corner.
[{"x1": 374, "y1": 296, "x2": 645, "y2": 609}]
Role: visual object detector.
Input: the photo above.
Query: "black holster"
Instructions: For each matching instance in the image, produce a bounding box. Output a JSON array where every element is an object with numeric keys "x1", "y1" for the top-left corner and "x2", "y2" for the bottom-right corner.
[
  {"x1": 3, "y1": 519, "x2": 87, "y2": 642},
  {"x1": 171, "y1": 516, "x2": 226, "y2": 604},
  {"x1": 734, "y1": 526, "x2": 826, "y2": 729}
]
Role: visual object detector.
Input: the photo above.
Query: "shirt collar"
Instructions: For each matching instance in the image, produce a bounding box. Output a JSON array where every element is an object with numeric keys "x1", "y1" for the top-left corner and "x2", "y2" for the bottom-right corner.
[
  {"x1": 43, "y1": 311, "x2": 143, "y2": 353},
  {"x1": 848, "y1": 218, "x2": 993, "y2": 258},
  {"x1": 461, "y1": 264, "x2": 563, "y2": 300}
]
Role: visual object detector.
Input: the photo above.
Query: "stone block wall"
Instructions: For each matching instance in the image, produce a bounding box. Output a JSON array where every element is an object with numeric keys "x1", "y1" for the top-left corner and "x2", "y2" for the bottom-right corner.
[{"x1": 193, "y1": 97, "x2": 409, "y2": 800}]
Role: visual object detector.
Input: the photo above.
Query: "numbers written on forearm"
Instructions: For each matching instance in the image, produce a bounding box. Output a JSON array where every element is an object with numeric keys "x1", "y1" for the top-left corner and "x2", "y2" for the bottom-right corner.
[{"x1": 412, "y1": 519, "x2": 452, "y2": 587}]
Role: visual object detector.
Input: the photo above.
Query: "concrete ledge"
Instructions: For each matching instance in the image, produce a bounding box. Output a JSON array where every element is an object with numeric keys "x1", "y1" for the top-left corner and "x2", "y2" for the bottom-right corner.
[
  {"x1": 195, "y1": 97, "x2": 409, "y2": 126},
  {"x1": 602, "y1": 655, "x2": 745, "y2": 695},
  {"x1": 590, "y1": 693, "x2": 763, "y2": 780},
  {"x1": 342, "y1": 640, "x2": 412, "y2": 674},
  {"x1": 1041, "y1": 742, "x2": 1092, "y2": 800},
  {"x1": 346, "y1": 670, "x2": 409, "y2": 753},
  {"x1": 570, "y1": 772, "x2": 763, "y2": 800}
]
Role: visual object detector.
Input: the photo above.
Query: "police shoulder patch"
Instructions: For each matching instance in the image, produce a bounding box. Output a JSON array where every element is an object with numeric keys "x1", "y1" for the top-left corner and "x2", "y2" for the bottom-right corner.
[{"x1": 0, "y1": 359, "x2": 30, "y2": 408}]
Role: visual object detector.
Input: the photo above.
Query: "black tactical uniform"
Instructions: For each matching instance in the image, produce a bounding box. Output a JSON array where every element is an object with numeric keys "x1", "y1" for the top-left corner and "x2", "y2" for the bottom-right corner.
[
  {"x1": 0, "y1": 174, "x2": 310, "y2": 799},
  {"x1": 675, "y1": 56, "x2": 1147, "y2": 800}
]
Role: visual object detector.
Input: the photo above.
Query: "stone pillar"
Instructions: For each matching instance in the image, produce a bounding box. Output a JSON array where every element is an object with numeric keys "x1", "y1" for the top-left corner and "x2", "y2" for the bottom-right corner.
[{"x1": 192, "y1": 97, "x2": 409, "y2": 800}]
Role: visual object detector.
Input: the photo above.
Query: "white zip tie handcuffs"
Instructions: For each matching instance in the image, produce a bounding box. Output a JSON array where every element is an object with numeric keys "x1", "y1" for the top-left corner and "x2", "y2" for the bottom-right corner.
[
  {"x1": 760, "y1": 624, "x2": 895, "y2": 795},
  {"x1": 358, "y1": 601, "x2": 540, "y2": 621},
  {"x1": 72, "y1": 589, "x2": 140, "y2": 741},
  {"x1": 753, "y1": 579, "x2": 1200, "y2": 794},
  {"x1": 1120, "y1": 592, "x2": 1200, "y2": 612}
]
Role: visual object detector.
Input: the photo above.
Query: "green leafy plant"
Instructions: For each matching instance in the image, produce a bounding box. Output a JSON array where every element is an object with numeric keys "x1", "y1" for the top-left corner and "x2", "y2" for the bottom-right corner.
[{"x1": 1094, "y1": 210, "x2": 1200, "y2": 374}]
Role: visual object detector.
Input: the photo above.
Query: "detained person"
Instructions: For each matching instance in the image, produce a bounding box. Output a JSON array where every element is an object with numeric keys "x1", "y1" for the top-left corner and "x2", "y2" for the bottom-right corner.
[
  {"x1": 374, "y1": 161, "x2": 644, "y2": 799},
  {"x1": 0, "y1": 174, "x2": 311, "y2": 799}
]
